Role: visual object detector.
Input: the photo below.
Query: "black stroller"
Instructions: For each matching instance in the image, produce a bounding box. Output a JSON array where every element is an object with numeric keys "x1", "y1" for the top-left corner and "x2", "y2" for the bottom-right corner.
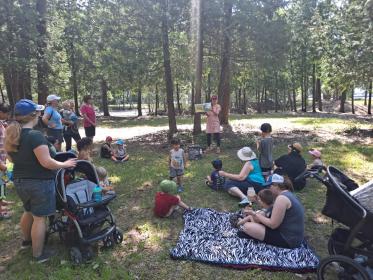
[
  {"x1": 300, "y1": 166, "x2": 373, "y2": 280},
  {"x1": 47, "y1": 152, "x2": 123, "y2": 264}
]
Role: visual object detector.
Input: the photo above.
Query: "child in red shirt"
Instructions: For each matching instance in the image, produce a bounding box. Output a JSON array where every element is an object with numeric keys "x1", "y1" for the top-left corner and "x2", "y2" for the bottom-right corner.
[{"x1": 154, "y1": 180, "x2": 191, "y2": 217}]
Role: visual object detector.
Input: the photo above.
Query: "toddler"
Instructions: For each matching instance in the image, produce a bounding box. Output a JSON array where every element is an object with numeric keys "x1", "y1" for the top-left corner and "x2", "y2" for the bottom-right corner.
[
  {"x1": 100, "y1": 136, "x2": 114, "y2": 159},
  {"x1": 154, "y1": 180, "x2": 191, "y2": 218},
  {"x1": 169, "y1": 138, "x2": 187, "y2": 193},
  {"x1": 77, "y1": 137, "x2": 93, "y2": 161},
  {"x1": 96, "y1": 166, "x2": 115, "y2": 194},
  {"x1": 236, "y1": 189, "x2": 274, "y2": 227},
  {"x1": 205, "y1": 159, "x2": 225, "y2": 190},
  {"x1": 256, "y1": 123, "x2": 273, "y2": 175},
  {"x1": 45, "y1": 135, "x2": 59, "y2": 154},
  {"x1": 113, "y1": 139, "x2": 129, "y2": 162},
  {"x1": 308, "y1": 149, "x2": 323, "y2": 168}
]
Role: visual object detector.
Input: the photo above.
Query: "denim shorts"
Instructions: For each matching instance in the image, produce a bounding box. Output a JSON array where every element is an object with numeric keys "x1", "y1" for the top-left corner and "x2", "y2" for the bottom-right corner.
[
  {"x1": 14, "y1": 178, "x2": 56, "y2": 217},
  {"x1": 169, "y1": 167, "x2": 184, "y2": 178}
]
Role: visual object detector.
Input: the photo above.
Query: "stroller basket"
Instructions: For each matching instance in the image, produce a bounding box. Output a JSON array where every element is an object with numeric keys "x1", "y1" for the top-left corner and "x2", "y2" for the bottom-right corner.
[{"x1": 323, "y1": 166, "x2": 373, "y2": 240}]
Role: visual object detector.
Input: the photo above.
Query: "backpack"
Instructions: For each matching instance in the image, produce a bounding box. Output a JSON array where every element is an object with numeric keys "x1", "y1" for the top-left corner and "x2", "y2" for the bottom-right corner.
[{"x1": 35, "y1": 109, "x2": 54, "y2": 133}]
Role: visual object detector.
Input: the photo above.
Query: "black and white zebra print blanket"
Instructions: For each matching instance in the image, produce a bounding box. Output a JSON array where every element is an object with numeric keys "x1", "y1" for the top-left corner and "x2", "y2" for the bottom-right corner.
[{"x1": 170, "y1": 208, "x2": 319, "y2": 272}]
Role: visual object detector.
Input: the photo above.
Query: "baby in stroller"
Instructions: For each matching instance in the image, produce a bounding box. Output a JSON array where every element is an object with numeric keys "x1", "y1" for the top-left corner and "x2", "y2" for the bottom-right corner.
[{"x1": 50, "y1": 153, "x2": 123, "y2": 264}]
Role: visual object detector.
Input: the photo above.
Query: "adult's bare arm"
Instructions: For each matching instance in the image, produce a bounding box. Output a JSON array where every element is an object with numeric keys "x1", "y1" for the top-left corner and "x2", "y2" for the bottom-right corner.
[
  {"x1": 34, "y1": 145, "x2": 77, "y2": 170},
  {"x1": 256, "y1": 195, "x2": 290, "y2": 229},
  {"x1": 220, "y1": 161, "x2": 252, "y2": 181}
]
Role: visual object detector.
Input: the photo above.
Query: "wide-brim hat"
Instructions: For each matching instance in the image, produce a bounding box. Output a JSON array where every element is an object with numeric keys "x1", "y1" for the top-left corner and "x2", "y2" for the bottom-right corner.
[
  {"x1": 309, "y1": 149, "x2": 321, "y2": 158},
  {"x1": 288, "y1": 142, "x2": 303, "y2": 153},
  {"x1": 237, "y1": 147, "x2": 257, "y2": 161}
]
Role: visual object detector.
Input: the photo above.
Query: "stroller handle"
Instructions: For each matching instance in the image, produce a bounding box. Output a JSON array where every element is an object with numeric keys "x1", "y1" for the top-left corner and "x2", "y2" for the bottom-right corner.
[{"x1": 294, "y1": 165, "x2": 326, "y2": 182}]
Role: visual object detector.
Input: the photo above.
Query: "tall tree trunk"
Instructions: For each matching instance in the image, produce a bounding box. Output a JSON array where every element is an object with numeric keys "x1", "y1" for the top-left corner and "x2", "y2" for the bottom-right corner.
[
  {"x1": 137, "y1": 86, "x2": 142, "y2": 117},
  {"x1": 351, "y1": 85, "x2": 355, "y2": 114},
  {"x1": 0, "y1": 82, "x2": 5, "y2": 103},
  {"x1": 312, "y1": 63, "x2": 316, "y2": 113},
  {"x1": 243, "y1": 88, "x2": 247, "y2": 114},
  {"x1": 368, "y1": 80, "x2": 372, "y2": 115},
  {"x1": 101, "y1": 79, "x2": 110, "y2": 116},
  {"x1": 316, "y1": 78, "x2": 322, "y2": 111},
  {"x1": 176, "y1": 83, "x2": 182, "y2": 115},
  {"x1": 160, "y1": 0, "x2": 177, "y2": 136},
  {"x1": 292, "y1": 88, "x2": 297, "y2": 112},
  {"x1": 206, "y1": 71, "x2": 211, "y2": 102},
  {"x1": 190, "y1": 81, "x2": 195, "y2": 115},
  {"x1": 304, "y1": 70, "x2": 308, "y2": 112},
  {"x1": 364, "y1": 89, "x2": 368, "y2": 106},
  {"x1": 36, "y1": 0, "x2": 49, "y2": 104},
  {"x1": 192, "y1": 0, "x2": 203, "y2": 135},
  {"x1": 264, "y1": 86, "x2": 268, "y2": 113},
  {"x1": 217, "y1": 0, "x2": 233, "y2": 125},
  {"x1": 339, "y1": 89, "x2": 346, "y2": 113},
  {"x1": 155, "y1": 84, "x2": 159, "y2": 116}
]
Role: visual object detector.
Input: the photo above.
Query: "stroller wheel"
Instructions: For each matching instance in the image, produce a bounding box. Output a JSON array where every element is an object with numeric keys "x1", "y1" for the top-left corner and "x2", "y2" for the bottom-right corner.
[
  {"x1": 328, "y1": 228, "x2": 352, "y2": 256},
  {"x1": 317, "y1": 255, "x2": 370, "y2": 280},
  {"x1": 103, "y1": 235, "x2": 114, "y2": 249},
  {"x1": 70, "y1": 247, "x2": 83, "y2": 265},
  {"x1": 113, "y1": 229, "x2": 123, "y2": 245}
]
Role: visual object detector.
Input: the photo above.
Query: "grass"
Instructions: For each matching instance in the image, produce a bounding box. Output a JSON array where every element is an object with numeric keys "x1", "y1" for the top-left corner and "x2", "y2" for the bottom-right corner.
[{"x1": 1, "y1": 115, "x2": 372, "y2": 280}]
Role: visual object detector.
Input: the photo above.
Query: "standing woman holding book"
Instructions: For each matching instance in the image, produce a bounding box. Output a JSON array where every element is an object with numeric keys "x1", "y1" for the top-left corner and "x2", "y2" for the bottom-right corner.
[{"x1": 205, "y1": 95, "x2": 222, "y2": 153}]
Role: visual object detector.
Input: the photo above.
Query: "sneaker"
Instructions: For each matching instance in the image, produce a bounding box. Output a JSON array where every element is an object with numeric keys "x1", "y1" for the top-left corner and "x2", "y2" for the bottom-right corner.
[
  {"x1": 177, "y1": 185, "x2": 184, "y2": 193},
  {"x1": 34, "y1": 249, "x2": 57, "y2": 263},
  {"x1": 238, "y1": 197, "x2": 251, "y2": 207},
  {"x1": 20, "y1": 240, "x2": 32, "y2": 250}
]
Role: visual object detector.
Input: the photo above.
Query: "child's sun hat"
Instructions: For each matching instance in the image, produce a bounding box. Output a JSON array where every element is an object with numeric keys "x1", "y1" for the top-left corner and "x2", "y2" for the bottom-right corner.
[
  {"x1": 309, "y1": 149, "x2": 321, "y2": 158},
  {"x1": 116, "y1": 139, "x2": 124, "y2": 145},
  {"x1": 160, "y1": 180, "x2": 178, "y2": 195}
]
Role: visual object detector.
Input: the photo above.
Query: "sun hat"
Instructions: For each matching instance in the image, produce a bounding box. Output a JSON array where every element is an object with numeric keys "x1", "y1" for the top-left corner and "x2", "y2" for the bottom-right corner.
[
  {"x1": 116, "y1": 139, "x2": 124, "y2": 145},
  {"x1": 14, "y1": 99, "x2": 44, "y2": 116},
  {"x1": 288, "y1": 142, "x2": 303, "y2": 153},
  {"x1": 160, "y1": 180, "x2": 178, "y2": 195},
  {"x1": 106, "y1": 136, "x2": 113, "y2": 142},
  {"x1": 309, "y1": 149, "x2": 321, "y2": 158},
  {"x1": 47, "y1": 94, "x2": 61, "y2": 103},
  {"x1": 237, "y1": 147, "x2": 257, "y2": 161},
  {"x1": 263, "y1": 174, "x2": 284, "y2": 186}
]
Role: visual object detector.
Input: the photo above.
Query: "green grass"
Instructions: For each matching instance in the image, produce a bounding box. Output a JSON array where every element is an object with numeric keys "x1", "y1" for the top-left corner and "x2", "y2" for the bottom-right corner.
[{"x1": 1, "y1": 115, "x2": 373, "y2": 280}]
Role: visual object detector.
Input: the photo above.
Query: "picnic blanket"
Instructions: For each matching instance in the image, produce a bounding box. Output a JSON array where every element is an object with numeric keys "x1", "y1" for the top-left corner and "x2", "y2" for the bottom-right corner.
[{"x1": 170, "y1": 208, "x2": 319, "y2": 272}]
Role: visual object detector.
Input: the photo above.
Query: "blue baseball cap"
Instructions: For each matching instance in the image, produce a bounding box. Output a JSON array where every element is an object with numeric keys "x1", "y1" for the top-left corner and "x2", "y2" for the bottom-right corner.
[
  {"x1": 14, "y1": 99, "x2": 45, "y2": 116},
  {"x1": 116, "y1": 139, "x2": 124, "y2": 145}
]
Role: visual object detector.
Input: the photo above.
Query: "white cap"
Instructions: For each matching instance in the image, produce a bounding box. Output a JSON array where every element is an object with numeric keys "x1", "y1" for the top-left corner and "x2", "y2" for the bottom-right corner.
[{"x1": 47, "y1": 94, "x2": 61, "y2": 102}]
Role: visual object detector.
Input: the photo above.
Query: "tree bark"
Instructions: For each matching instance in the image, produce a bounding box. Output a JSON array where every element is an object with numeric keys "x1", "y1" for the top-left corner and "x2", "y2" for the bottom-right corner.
[
  {"x1": 368, "y1": 80, "x2": 372, "y2": 115},
  {"x1": 101, "y1": 79, "x2": 110, "y2": 116},
  {"x1": 312, "y1": 63, "x2": 316, "y2": 113},
  {"x1": 160, "y1": 0, "x2": 177, "y2": 136},
  {"x1": 176, "y1": 83, "x2": 182, "y2": 115},
  {"x1": 137, "y1": 86, "x2": 142, "y2": 117},
  {"x1": 155, "y1": 84, "x2": 159, "y2": 116},
  {"x1": 351, "y1": 86, "x2": 355, "y2": 114},
  {"x1": 0, "y1": 82, "x2": 5, "y2": 103},
  {"x1": 36, "y1": 0, "x2": 49, "y2": 104},
  {"x1": 339, "y1": 89, "x2": 346, "y2": 113},
  {"x1": 316, "y1": 78, "x2": 322, "y2": 111},
  {"x1": 292, "y1": 88, "x2": 297, "y2": 112},
  {"x1": 243, "y1": 88, "x2": 247, "y2": 114},
  {"x1": 364, "y1": 89, "x2": 367, "y2": 106},
  {"x1": 217, "y1": 0, "x2": 233, "y2": 125},
  {"x1": 191, "y1": 81, "x2": 195, "y2": 115}
]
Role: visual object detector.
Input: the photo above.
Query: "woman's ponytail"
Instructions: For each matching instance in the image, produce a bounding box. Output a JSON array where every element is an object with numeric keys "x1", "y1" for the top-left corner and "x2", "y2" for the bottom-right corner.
[{"x1": 5, "y1": 122, "x2": 22, "y2": 153}]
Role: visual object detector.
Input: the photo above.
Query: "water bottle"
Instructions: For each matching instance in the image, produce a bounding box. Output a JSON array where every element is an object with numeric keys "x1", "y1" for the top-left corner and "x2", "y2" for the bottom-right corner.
[{"x1": 92, "y1": 185, "x2": 102, "y2": 202}]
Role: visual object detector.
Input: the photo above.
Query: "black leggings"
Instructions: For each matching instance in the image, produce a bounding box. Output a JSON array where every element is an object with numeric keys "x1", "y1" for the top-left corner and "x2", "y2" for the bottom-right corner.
[
  {"x1": 207, "y1": 133, "x2": 221, "y2": 147},
  {"x1": 64, "y1": 132, "x2": 81, "y2": 151}
]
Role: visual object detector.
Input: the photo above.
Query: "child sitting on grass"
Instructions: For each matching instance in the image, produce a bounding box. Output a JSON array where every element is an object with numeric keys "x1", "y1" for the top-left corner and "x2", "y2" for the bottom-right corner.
[
  {"x1": 205, "y1": 159, "x2": 225, "y2": 190},
  {"x1": 234, "y1": 189, "x2": 274, "y2": 227},
  {"x1": 77, "y1": 137, "x2": 93, "y2": 161},
  {"x1": 308, "y1": 149, "x2": 323, "y2": 168},
  {"x1": 100, "y1": 136, "x2": 114, "y2": 159},
  {"x1": 256, "y1": 123, "x2": 273, "y2": 176},
  {"x1": 113, "y1": 139, "x2": 129, "y2": 162},
  {"x1": 169, "y1": 138, "x2": 187, "y2": 193},
  {"x1": 96, "y1": 166, "x2": 115, "y2": 194},
  {"x1": 154, "y1": 180, "x2": 191, "y2": 218}
]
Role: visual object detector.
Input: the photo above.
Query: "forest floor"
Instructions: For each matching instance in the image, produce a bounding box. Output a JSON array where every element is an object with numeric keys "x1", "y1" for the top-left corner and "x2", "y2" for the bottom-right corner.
[{"x1": 0, "y1": 114, "x2": 372, "y2": 280}]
